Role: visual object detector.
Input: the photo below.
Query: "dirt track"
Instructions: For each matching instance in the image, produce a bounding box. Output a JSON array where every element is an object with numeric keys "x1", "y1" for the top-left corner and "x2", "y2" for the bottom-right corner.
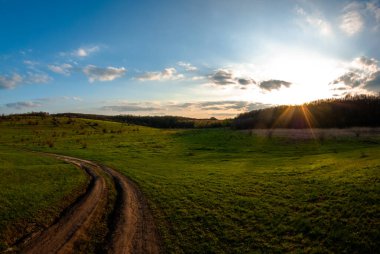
[{"x1": 18, "y1": 154, "x2": 161, "y2": 254}]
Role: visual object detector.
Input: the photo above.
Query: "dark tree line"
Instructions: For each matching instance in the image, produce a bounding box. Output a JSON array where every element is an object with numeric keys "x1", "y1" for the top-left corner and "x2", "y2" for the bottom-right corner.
[{"x1": 233, "y1": 94, "x2": 380, "y2": 129}]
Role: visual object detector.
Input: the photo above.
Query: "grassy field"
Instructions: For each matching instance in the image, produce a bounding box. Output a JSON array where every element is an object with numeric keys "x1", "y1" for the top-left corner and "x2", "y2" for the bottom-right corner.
[
  {"x1": 0, "y1": 146, "x2": 88, "y2": 251},
  {"x1": 0, "y1": 115, "x2": 379, "y2": 253}
]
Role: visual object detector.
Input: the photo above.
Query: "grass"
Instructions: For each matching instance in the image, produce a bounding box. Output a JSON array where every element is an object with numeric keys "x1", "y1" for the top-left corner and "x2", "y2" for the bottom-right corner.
[
  {"x1": 0, "y1": 146, "x2": 88, "y2": 251},
  {"x1": 0, "y1": 115, "x2": 379, "y2": 253}
]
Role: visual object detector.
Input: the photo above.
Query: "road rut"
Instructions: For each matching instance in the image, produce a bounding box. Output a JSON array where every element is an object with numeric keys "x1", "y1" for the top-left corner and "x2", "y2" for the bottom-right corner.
[{"x1": 18, "y1": 154, "x2": 161, "y2": 254}]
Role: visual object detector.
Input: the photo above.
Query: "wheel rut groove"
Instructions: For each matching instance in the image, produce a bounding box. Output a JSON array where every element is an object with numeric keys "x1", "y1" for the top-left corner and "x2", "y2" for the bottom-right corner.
[{"x1": 17, "y1": 154, "x2": 161, "y2": 254}]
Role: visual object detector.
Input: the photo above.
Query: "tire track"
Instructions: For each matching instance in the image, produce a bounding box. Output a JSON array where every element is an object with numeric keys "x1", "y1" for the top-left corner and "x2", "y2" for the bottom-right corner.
[{"x1": 18, "y1": 154, "x2": 161, "y2": 254}]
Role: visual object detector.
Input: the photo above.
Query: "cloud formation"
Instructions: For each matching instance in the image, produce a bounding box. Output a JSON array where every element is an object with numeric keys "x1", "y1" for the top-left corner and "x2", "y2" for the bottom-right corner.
[
  {"x1": 83, "y1": 65, "x2": 126, "y2": 82},
  {"x1": 177, "y1": 61, "x2": 197, "y2": 71},
  {"x1": 136, "y1": 68, "x2": 184, "y2": 81},
  {"x1": 48, "y1": 63, "x2": 73, "y2": 76},
  {"x1": 6, "y1": 101, "x2": 42, "y2": 109},
  {"x1": 209, "y1": 69, "x2": 256, "y2": 87},
  {"x1": 339, "y1": 1, "x2": 380, "y2": 35},
  {"x1": 330, "y1": 56, "x2": 380, "y2": 91},
  {"x1": 340, "y1": 2, "x2": 364, "y2": 36},
  {"x1": 259, "y1": 80, "x2": 292, "y2": 91},
  {"x1": 0, "y1": 74, "x2": 23, "y2": 89},
  {"x1": 73, "y1": 46, "x2": 99, "y2": 57},
  {"x1": 0, "y1": 71, "x2": 52, "y2": 89}
]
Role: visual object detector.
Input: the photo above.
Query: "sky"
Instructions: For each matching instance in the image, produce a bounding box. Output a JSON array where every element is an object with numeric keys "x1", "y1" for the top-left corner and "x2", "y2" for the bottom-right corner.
[{"x1": 1, "y1": 0, "x2": 380, "y2": 118}]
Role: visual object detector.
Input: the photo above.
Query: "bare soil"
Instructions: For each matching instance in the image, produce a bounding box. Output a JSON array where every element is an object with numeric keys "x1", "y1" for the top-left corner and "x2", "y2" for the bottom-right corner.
[{"x1": 16, "y1": 155, "x2": 161, "y2": 254}]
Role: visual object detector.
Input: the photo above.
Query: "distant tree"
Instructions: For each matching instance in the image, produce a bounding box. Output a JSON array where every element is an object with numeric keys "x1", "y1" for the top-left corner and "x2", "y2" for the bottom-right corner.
[{"x1": 233, "y1": 94, "x2": 380, "y2": 129}]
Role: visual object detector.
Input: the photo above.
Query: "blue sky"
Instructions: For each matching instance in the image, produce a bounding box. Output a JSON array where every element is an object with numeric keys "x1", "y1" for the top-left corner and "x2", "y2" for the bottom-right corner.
[{"x1": 1, "y1": 0, "x2": 380, "y2": 118}]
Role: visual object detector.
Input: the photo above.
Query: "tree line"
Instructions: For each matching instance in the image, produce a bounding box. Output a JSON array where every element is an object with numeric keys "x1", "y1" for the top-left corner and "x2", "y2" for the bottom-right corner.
[{"x1": 232, "y1": 94, "x2": 380, "y2": 129}]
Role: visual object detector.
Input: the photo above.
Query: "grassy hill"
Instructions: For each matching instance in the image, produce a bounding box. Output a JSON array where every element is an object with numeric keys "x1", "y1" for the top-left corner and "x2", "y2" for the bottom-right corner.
[{"x1": 0, "y1": 115, "x2": 379, "y2": 252}]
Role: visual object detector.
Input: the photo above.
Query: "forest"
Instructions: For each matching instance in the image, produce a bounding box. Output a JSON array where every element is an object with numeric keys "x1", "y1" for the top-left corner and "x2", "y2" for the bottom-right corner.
[{"x1": 233, "y1": 94, "x2": 380, "y2": 129}]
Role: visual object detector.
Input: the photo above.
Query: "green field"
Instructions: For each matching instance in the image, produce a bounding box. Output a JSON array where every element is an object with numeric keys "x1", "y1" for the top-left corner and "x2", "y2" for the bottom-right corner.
[
  {"x1": 0, "y1": 146, "x2": 88, "y2": 250},
  {"x1": 0, "y1": 115, "x2": 379, "y2": 253}
]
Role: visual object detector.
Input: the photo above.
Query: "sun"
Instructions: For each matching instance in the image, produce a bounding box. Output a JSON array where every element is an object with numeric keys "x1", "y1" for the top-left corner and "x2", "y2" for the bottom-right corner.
[{"x1": 236, "y1": 47, "x2": 345, "y2": 105}]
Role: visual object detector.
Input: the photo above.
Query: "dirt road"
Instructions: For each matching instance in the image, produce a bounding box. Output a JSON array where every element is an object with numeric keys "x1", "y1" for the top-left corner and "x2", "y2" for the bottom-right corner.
[{"x1": 18, "y1": 154, "x2": 161, "y2": 254}]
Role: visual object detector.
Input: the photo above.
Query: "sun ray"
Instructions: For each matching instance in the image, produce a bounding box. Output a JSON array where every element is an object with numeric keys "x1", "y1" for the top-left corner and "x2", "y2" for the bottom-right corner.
[{"x1": 300, "y1": 105, "x2": 318, "y2": 140}]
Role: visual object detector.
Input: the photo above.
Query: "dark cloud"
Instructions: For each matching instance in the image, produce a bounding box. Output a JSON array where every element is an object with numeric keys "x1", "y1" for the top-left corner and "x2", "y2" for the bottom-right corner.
[
  {"x1": 259, "y1": 80, "x2": 292, "y2": 91},
  {"x1": 332, "y1": 72, "x2": 361, "y2": 87},
  {"x1": 209, "y1": 69, "x2": 256, "y2": 88},
  {"x1": 210, "y1": 70, "x2": 236, "y2": 85},
  {"x1": 330, "y1": 56, "x2": 380, "y2": 91},
  {"x1": 366, "y1": 71, "x2": 380, "y2": 89},
  {"x1": 6, "y1": 101, "x2": 41, "y2": 109},
  {"x1": 238, "y1": 78, "x2": 256, "y2": 85}
]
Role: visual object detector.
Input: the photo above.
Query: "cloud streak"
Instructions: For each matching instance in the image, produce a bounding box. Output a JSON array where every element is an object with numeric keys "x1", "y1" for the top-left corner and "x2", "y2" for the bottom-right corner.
[
  {"x1": 101, "y1": 105, "x2": 159, "y2": 112},
  {"x1": 296, "y1": 6, "x2": 332, "y2": 36},
  {"x1": 83, "y1": 65, "x2": 126, "y2": 82},
  {"x1": 6, "y1": 101, "x2": 42, "y2": 109},
  {"x1": 136, "y1": 68, "x2": 184, "y2": 81},
  {"x1": 177, "y1": 61, "x2": 197, "y2": 71},
  {"x1": 48, "y1": 63, "x2": 73, "y2": 76}
]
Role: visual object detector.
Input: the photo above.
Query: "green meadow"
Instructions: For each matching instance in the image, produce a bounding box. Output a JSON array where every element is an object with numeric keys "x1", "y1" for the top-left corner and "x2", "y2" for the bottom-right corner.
[
  {"x1": 0, "y1": 146, "x2": 87, "y2": 250},
  {"x1": 0, "y1": 115, "x2": 379, "y2": 253}
]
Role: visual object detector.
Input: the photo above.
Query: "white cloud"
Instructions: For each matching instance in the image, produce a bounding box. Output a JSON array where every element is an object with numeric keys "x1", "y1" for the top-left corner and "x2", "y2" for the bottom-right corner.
[
  {"x1": 73, "y1": 46, "x2": 99, "y2": 57},
  {"x1": 296, "y1": 6, "x2": 332, "y2": 36},
  {"x1": 0, "y1": 71, "x2": 52, "y2": 89},
  {"x1": 27, "y1": 72, "x2": 52, "y2": 84},
  {"x1": 192, "y1": 76, "x2": 205, "y2": 81},
  {"x1": 59, "y1": 46, "x2": 100, "y2": 58},
  {"x1": 338, "y1": 2, "x2": 380, "y2": 35},
  {"x1": 23, "y1": 60, "x2": 39, "y2": 67},
  {"x1": 177, "y1": 61, "x2": 197, "y2": 71},
  {"x1": 136, "y1": 67, "x2": 184, "y2": 81},
  {"x1": 83, "y1": 65, "x2": 126, "y2": 82},
  {"x1": 340, "y1": 8, "x2": 364, "y2": 35},
  {"x1": 0, "y1": 73, "x2": 23, "y2": 89},
  {"x1": 48, "y1": 63, "x2": 73, "y2": 76}
]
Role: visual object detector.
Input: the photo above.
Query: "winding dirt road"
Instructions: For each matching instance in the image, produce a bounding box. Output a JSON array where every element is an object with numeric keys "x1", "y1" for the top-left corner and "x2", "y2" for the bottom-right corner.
[{"x1": 18, "y1": 154, "x2": 161, "y2": 254}]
